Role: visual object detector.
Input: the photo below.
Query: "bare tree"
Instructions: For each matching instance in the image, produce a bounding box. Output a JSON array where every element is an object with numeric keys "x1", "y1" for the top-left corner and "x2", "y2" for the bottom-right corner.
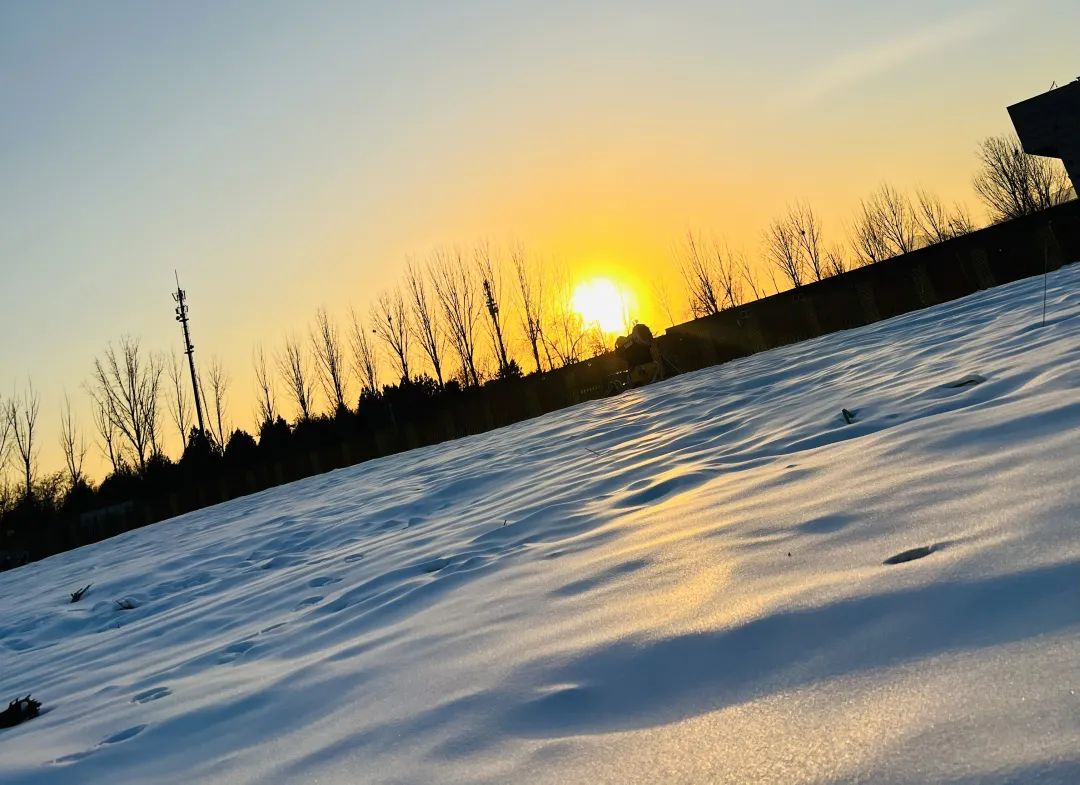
[
  {"x1": 824, "y1": 245, "x2": 848, "y2": 277},
  {"x1": 850, "y1": 201, "x2": 892, "y2": 266},
  {"x1": 405, "y1": 261, "x2": 446, "y2": 385},
  {"x1": 90, "y1": 393, "x2": 122, "y2": 473},
  {"x1": 765, "y1": 216, "x2": 805, "y2": 288},
  {"x1": 792, "y1": 202, "x2": 828, "y2": 282},
  {"x1": 543, "y1": 267, "x2": 587, "y2": 368},
  {"x1": 165, "y1": 352, "x2": 192, "y2": 450},
  {"x1": 6, "y1": 382, "x2": 39, "y2": 498},
  {"x1": 767, "y1": 201, "x2": 843, "y2": 286},
  {"x1": 876, "y1": 184, "x2": 919, "y2": 255},
  {"x1": 850, "y1": 184, "x2": 920, "y2": 264},
  {"x1": 147, "y1": 364, "x2": 164, "y2": 458},
  {"x1": 914, "y1": 188, "x2": 975, "y2": 245},
  {"x1": 0, "y1": 399, "x2": 11, "y2": 513},
  {"x1": 91, "y1": 338, "x2": 162, "y2": 473},
  {"x1": 278, "y1": 335, "x2": 314, "y2": 422},
  {"x1": 739, "y1": 255, "x2": 767, "y2": 301},
  {"x1": 680, "y1": 231, "x2": 721, "y2": 315},
  {"x1": 973, "y1": 134, "x2": 1073, "y2": 222},
  {"x1": 949, "y1": 204, "x2": 975, "y2": 236},
  {"x1": 651, "y1": 276, "x2": 683, "y2": 330},
  {"x1": 512, "y1": 247, "x2": 546, "y2": 373},
  {"x1": 430, "y1": 248, "x2": 481, "y2": 386},
  {"x1": 202, "y1": 356, "x2": 230, "y2": 446},
  {"x1": 678, "y1": 232, "x2": 745, "y2": 313},
  {"x1": 371, "y1": 288, "x2": 411, "y2": 384},
  {"x1": 584, "y1": 324, "x2": 609, "y2": 359},
  {"x1": 348, "y1": 307, "x2": 380, "y2": 396},
  {"x1": 476, "y1": 244, "x2": 512, "y2": 376},
  {"x1": 0, "y1": 394, "x2": 10, "y2": 483},
  {"x1": 59, "y1": 391, "x2": 87, "y2": 488},
  {"x1": 311, "y1": 307, "x2": 349, "y2": 412},
  {"x1": 715, "y1": 242, "x2": 745, "y2": 309},
  {"x1": 252, "y1": 344, "x2": 277, "y2": 427},
  {"x1": 915, "y1": 188, "x2": 954, "y2": 245}
]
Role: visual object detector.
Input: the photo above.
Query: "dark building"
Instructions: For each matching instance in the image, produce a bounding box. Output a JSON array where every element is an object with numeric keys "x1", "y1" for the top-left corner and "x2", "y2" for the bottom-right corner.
[{"x1": 1008, "y1": 79, "x2": 1080, "y2": 190}]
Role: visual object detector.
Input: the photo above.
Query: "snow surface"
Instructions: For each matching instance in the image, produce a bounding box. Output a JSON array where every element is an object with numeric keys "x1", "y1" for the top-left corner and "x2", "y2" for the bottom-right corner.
[{"x1": 3, "y1": 266, "x2": 1080, "y2": 784}]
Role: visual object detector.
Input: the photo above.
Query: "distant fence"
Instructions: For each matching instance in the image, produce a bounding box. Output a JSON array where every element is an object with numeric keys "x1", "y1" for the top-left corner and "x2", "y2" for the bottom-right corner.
[{"x1": 25, "y1": 199, "x2": 1080, "y2": 560}]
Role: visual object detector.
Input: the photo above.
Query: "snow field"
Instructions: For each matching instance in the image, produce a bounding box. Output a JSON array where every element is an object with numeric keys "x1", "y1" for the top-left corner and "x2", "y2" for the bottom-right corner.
[{"x1": 2, "y1": 264, "x2": 1080, "y2": 784}]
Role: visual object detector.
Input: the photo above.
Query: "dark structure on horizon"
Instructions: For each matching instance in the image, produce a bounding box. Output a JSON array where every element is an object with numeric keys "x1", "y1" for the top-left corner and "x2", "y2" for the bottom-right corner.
[
  {"x1": 172, "y1": 273, "x2": 206, "y2": 437},
  {"x1": 1009, "y1": 78, "x2": 1080, "y2": 191}
]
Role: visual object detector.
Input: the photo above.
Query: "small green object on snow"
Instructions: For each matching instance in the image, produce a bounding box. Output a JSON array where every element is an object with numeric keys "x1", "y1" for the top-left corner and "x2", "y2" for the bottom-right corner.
[{"x1": 841, "y1": 408, "x2": 857, "y2": 424}]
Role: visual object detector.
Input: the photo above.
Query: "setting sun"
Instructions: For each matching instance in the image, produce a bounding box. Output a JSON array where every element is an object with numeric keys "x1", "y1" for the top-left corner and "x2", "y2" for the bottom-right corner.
[{"x1": 571, "y1": 277, "x2": 635, "y2": 334}]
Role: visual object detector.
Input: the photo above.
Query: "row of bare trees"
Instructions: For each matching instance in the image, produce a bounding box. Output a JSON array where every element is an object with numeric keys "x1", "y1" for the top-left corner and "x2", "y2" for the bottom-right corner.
[
  {"x1": 69, "y1": 337, "x2": 234, "y2": 482},
  {"x1": 0, "y1": 383, "x2": 90, "y2": 510},
  {"x1": 2, "y1": 385, "x2": 39, "y2": 499},
  {"x1": 848, "y1": 185, "x2": 977, "y2": 267},
  {"x1": 680, "y1": 134, "x2": 1074, "y2": 312},
  {"x1": 245, "y1": 245, "x2": 616, "y2": 427},
  {"x1": 682, "y1": 185, "x2": 977, "y2": 313},
  {"x1": 0, "y1": 245, "x2": 612, "y2": 546}
]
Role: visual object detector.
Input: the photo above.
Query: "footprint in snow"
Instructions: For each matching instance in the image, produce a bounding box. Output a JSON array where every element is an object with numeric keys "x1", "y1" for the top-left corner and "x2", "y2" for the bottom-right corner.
[
  {"x1": 883, "y1": 545, "x2": 935, "y2": 565},
  {"x1": 104, "y1": 725, "x2": 147, "y2": 744},
  {"x1": 941, "y1": 374, "x2": 986, "y2": 390},
  {"x1": 54, "y1": 725, "x2": 147, "y2": 764},
  {"x1": 421, "y1": 558, "x2": 450, "y2": 574},
  {"x1": 259, "y1": 554, "x2": 305, "y2": 570},
  {"x1": 308, "y1": 575, "x2": 342, "y2": 587},
  {"x1": 217, "y1": 640, "x2": 256, "y2": 663},
  {"x1": 293, "y1": 596, "x2": 323, "y2": 610},
  {"x1": 131, "y1": 686, "x2": 171, "y2": 704}
]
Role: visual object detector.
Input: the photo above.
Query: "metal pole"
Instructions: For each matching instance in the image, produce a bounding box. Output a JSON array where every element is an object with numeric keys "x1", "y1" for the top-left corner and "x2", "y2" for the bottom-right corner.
[
  {"x1": 1041, "y1": 227, "x2": 1050, "y2": 328},
  {"x1": 483, "y1": 278, "x2": 509, "y2": 373},
  {"x1": 173, "y1": 272, "x2": 206, "y2": 438}
]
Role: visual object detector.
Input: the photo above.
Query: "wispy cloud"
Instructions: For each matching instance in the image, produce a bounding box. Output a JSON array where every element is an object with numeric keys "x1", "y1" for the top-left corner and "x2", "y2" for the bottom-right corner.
[{"x1": 788, "y1": 3, "x2": 1019, "y2": 107}]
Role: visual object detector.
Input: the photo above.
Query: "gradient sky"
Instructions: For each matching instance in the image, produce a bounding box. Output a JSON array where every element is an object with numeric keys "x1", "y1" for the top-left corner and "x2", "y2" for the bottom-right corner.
[{"x1": 1, "y1": 0, "x2": 1077, "y2": 478}]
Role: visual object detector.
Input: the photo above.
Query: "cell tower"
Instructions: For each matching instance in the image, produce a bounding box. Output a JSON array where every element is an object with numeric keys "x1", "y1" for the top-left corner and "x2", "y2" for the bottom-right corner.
[
  {"x1": 172, "y1": 272, "x2": 206, "y2": 438},
  {"x1": 482, "y1": 277, "x2": 509, "y2": 374}
]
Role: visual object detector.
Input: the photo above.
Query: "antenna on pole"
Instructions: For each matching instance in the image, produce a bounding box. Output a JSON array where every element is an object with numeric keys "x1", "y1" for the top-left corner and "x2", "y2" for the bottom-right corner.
[
  {"x1": 172, "y1": 272, "x2": 206, "y2": 440},
  {"x1": 483, "y1": 277, "x2": 509, "y2": 374}
]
